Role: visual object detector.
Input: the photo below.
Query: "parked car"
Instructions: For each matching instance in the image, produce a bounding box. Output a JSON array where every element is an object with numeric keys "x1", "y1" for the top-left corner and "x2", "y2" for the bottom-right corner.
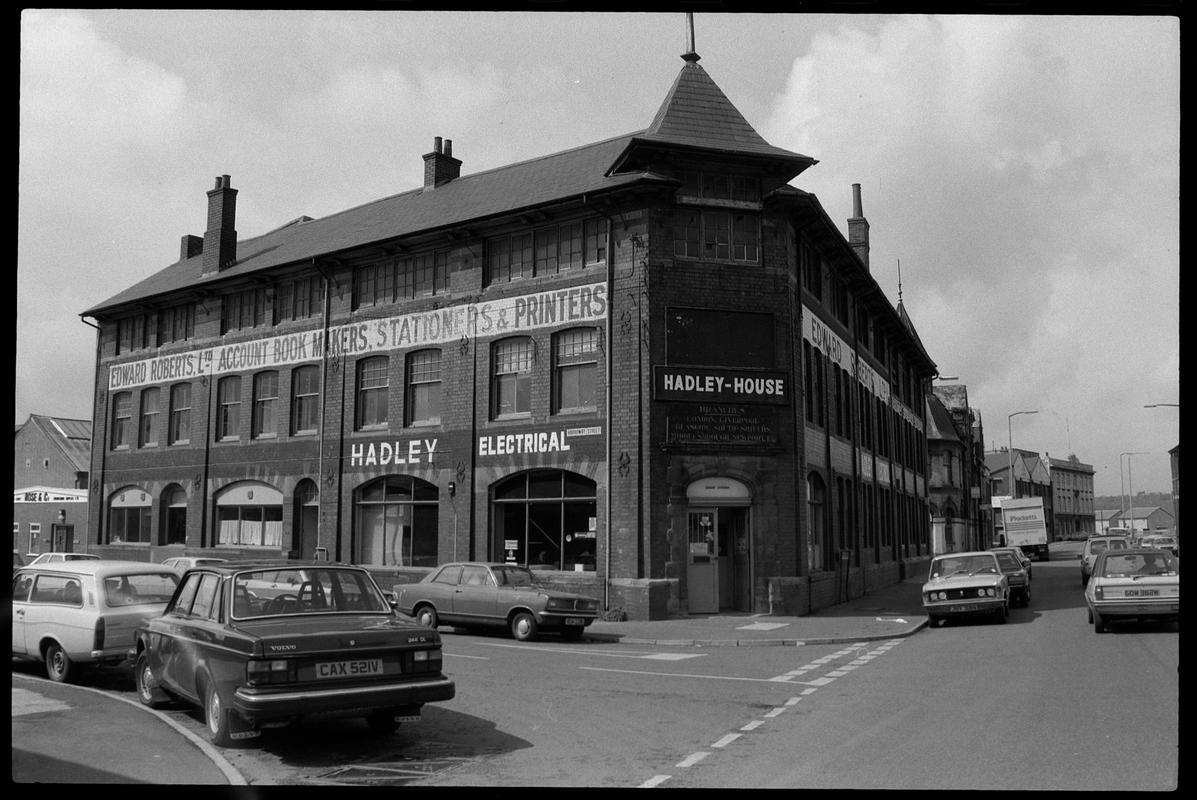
[
  {"x1": 1084, "y1": 547, "x2": 1179, "y2": 633},
  {"x1": 13, "y1": 550, "x2": 26, "y2": 573},
  {"x1": 27, "y1": 552, "x2": 102, "y2": 566},
  {"x1": 12, "y1": 560, "x2": 180, "y2": 682},
  {"x1": 1080, "y1": 535, "x2": 1130, "y2": 586},
  {"x1": 161, "y1": 556, "x2": 228, "y2": 575},
  {"x1": 992, "y1": 549, "x2": 1031, "y2": 607},
  {"x1": 1140, "y1": 534, "x2": 1178, "y2": 557},
  {"x1": 921, "y1": 551, "x2": 1010, "y2": 627},
  {"x1": 396, "y1": 562, "x2": 601, "y2": 641},
  {"x1": 133, "y1": 561, "x2": 455, "y2": 747},
  {"x1": 989, "y1": 546, "x2": 1033, "y2": 579}
]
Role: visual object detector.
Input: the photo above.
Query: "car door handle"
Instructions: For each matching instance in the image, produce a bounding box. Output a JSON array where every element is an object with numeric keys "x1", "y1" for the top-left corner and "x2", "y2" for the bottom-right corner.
[{"x1": 15, "y1": 609, "x2": 24, "y2": 617}]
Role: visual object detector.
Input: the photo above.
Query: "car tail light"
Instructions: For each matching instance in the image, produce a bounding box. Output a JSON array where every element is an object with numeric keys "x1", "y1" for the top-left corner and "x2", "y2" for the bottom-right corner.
[
  {"x1": 246, "y1": 659, "x2": 296, "y2": 686},
  {"x1": 1094, "y1": 587, "x2": 1104, "y2": 600},
  {"x1": 410, "y1": 648, "x2": 442, "y2": 673},
  {"x1": 93, "y1": 618, "x2": 105, "y2": 650}
]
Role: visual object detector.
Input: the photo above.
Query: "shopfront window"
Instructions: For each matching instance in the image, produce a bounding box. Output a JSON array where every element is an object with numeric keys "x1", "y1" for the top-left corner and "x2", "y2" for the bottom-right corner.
[
  {"x1": 355, "y1": 475, "x2": 439, "y2": 567},
  {"x1": 491, "y1": 470, "x2": 597, "y2": 571},
  {"x1": 108, "y1": 486, "x2": 151, "y2": 544},
  {"x1": 214, "y1": 481, "x2": 284, "y2": 547}
]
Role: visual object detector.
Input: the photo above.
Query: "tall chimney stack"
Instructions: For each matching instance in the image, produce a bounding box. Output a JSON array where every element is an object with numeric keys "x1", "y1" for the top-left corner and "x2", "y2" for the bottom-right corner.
[
  {"x1": 423, "y1": 136, "x2": 462, "y2": 189},
  {"x1": 847, "y1": 183, "x2": 870, "y2": 271},
  {"x1": 202, "y1": 175, "x2": 238, "y2": 275}
]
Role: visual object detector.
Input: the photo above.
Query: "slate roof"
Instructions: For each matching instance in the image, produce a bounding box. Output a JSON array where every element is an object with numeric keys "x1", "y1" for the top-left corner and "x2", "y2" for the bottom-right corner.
[
  {"x1": 84, "y1": 134, "x2": 670, "y2": 316},
  {"x1": 925, "y1": 393, "x2": 961, "y2": 443}
]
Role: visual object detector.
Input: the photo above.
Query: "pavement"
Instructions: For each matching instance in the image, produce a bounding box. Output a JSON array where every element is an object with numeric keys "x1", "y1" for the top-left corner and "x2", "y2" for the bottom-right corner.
[{"x1": 10, "y1": 576, "x2": 928, "y2": 784}]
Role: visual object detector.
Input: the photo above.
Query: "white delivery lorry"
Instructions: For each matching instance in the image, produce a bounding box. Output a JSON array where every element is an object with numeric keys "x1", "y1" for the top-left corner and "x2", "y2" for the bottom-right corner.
[{"x1": 999, "y1": 496, "x2": 1050, "y2": 562}]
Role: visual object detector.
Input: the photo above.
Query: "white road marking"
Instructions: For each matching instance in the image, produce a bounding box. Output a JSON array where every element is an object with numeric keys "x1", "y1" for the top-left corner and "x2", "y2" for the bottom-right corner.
[
  {"x1": 580, "y1": 666, "x2": 791, "y2": 683},
  {"x1": 640, "y1": 775, "x2": 672, "y2": 788},
  {"x1": 741, "y1": 720, "x2": 765, "y2": 731},
  {"x1": 444, "y1": 652, "x2": 490, "y2": 660},
  {"x1": 677, "y1": 752, "x2": 709, "y2": 767},
  {"x1": 785, "y1": 697, "x2": 803, "y2": 706},
  {"x1": 10, "y1": 687, "x2": 72, "y2": 716},
  {"x1": 735, "y1": 622, "x2": 790, "y2": 631},
  {"x1": 764, "y1": 707, "x2": 786, "y2": 718},
  {"x1": 711, "y1": 733, "x2": 741, "y2": 748},
  {"x1": 471, "y1": 641, "x2": 705, "y2": 660}
]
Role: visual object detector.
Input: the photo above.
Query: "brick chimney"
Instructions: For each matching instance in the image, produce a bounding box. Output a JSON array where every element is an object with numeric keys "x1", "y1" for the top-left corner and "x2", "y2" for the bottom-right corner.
[
  {"x1": 847, "y1": 183, "x2": 870, "y2": 271},
  {"x1": 422, "y1": 137, "x2": 461, "y2": 190},
  {"x1": 202, "y1": 174, "x2": 238, "y2": 275},
  {"x1": 179, "y1": 234, "x2": 203, "y2": 261}
]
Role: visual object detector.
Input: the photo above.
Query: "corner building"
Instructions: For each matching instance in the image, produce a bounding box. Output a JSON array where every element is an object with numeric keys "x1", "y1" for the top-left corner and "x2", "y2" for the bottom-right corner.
[{"x1": 82, "y1": 48, "x2": 937, "y2": 619}]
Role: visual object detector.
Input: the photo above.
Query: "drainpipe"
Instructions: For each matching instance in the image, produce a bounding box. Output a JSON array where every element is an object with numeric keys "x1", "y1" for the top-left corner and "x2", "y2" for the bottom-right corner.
[
  {"x1": 314, "y1": 258, "x2": 332, "y2": 558},
  {"x1": 584, "y1": 193, "x2": 616, "y2": 612}
]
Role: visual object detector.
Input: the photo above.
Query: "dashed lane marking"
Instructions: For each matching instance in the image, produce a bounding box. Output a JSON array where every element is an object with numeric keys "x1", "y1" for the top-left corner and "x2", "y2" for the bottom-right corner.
[
  {"x1": 677, "y1": 752, "x2": 710, "y2": 768},
  {"x1": 640, "y1": 775, "x2": 672, "y2": 788}
]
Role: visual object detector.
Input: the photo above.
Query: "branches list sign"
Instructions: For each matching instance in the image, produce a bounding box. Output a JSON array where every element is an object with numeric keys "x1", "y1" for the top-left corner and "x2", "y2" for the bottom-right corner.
[{"x1": 665, "y1": 404, "x2": 778, "y2": 447}]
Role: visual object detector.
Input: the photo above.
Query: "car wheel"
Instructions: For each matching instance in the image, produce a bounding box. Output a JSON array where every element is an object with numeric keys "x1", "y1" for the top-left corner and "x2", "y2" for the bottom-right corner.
[
  {"x1": 366, "y1": 711, "x2": 400, "y2": 735},
  {"x1": 510, "y1": 611, "x2": 538, "y2": 641},
  {"x1": 1087, "y1": 608, "x2": 1093, "y2": 624},
  {"x1": 415, "y1": 604, "x2": 439, "y2": 629},
  {"x1": 1093, "y1": 612, "x2": 1106, "y2": 634},
  {"x1": 1023, "y1": 587, "x2": 1031, "y2": 607},
  {"x1": 136, "y1": 652, "x2": 169, "y2": 708},
  {"x1": 927, "y1": 614, "x2": 942, "y2": 628},
  {"x1": 204, "y1": 680, "x2": 234, "y2": 747},
  {"x1": 44, "y1": 641, "x2": 73, "y2": 683}
]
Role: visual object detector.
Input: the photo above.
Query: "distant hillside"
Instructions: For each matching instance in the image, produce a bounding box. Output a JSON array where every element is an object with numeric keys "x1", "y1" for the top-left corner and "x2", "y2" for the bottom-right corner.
[{"x1": 1095, "y1": 491, "x2": 1175, "y2": 516}]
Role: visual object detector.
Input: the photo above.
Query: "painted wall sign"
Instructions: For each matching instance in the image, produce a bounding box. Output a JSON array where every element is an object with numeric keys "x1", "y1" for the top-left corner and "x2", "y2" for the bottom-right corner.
[
  {"x1": 108, "y1": 282, "x2": 608, "y2": 391},
  {"x1": 653, "y1": 366, "x2": 788, "y2": 406},
  {"x1": 13, "y1": 487, "x2": 88, "y2": 503},
  {"x1": 801, "y1": 313, "x2": 924, "y2": 432},
  {"x1": 349, "y1": 438, "x2": 439, "y2": 468},
  {"x1": 666, "y1": 404, "x2": 778, "y2": 446}
]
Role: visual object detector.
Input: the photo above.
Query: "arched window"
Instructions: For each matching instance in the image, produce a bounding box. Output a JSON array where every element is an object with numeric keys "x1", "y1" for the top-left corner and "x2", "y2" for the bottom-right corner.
[
  {"x1": 807, "y1": 473, "x2": 826, "y2": 571},
  {"x1": 492, "y1": 470, "x2": 597, "y2": 570},
  {"x1": 109, "y1": 486, "x2": 151, "y2": 544},
  {"x1": 160, "y1": 484, "x2": 187, "y2": 545},
  {"x1": 215, "y1": 481, "x2": 283, "y2": 547},
  {"x1": 355, "y1": 476, "x2": 439, "y2": 567}
]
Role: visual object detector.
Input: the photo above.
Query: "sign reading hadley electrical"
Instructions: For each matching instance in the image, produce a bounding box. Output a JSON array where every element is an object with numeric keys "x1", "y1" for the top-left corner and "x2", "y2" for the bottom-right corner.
[{"x1": 653, "y1": 366, "x2": 789, "y2": 406}]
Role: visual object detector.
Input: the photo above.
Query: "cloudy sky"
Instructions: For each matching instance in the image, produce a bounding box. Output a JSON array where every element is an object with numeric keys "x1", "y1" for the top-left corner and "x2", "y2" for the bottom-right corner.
[{"x1": 17, "y1": 10, "x2": 1179, "y2": 499}]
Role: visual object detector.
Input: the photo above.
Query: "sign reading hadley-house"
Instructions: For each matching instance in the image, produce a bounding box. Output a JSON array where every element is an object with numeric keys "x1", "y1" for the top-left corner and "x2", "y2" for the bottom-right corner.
[{"x1": 653, "y1": 366, "x2": 789, "y2": 406}]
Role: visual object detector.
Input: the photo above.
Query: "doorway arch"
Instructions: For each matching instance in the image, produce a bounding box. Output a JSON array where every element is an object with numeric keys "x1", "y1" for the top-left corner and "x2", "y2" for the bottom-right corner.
[{"x1": 685, "y1": 477, "x2": 752, "y2": 613}]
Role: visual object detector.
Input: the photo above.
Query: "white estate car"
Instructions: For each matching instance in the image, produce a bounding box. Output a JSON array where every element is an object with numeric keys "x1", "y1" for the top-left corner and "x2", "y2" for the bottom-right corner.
[
  {"x1": 27, "y1": 552, "x2": 101, "y2": 566},
  {"x1": 12, "y1": 560, "x2": 179, "y2": 682},
  {"x1": 161, "y1": 556, "x2": 228, "y2": 575},
  {"x1": 922, "y1": 551, "x2": 1011, "y2": 627}
]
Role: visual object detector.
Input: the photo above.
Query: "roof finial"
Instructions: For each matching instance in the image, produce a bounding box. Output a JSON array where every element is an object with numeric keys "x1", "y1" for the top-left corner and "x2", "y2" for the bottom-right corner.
[
  {"x1": 897, "y1": 257, "x2": 904, "y2": 304},
  {"x1": 682, "y1": 12, "x2": 700, "y2": 62}
]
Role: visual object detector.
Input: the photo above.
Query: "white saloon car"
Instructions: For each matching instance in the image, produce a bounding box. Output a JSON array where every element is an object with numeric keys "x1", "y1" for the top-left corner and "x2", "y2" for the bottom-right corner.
[
  {"x1": 1084, "y1": 548, "x2": 1179, "y2": 633},
  {"x1": 922, "y1": 551, "x2": 1010, "y2": 627},
  {"x1": 12, "y1": 560, "x2": 179, "y2": 682}
]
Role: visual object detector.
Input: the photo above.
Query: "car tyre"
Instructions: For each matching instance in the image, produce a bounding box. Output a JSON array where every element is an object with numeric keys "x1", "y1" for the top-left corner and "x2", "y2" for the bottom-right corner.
[
  {"x1": 204, "y1": 679, "x2": 234, "y2": 747},
  {"x1": 510, "y1": 611, "x2": 538, "y2": 641},
  {"x1": 1093, "y1": 612, "x2": 1106, "y2": 634},
  {"x1": 1087, "y1": 608, "x2": 1093, "y2": 624},
  {"x1": 415, "y1": 604, "x2": 439, "y2": 629},
  {"x1": 44, "y1": 641, "x2": 73, "y2": 683},
  {"x1": 1023, "y1": 587, "x2": 1031, "y2": 607},
  {"x1": 136, "y1": 652, "x2": 170, "y2": 708},
  {"x1": 366, "y1": 711, "x2": 401, "y2": 735}
]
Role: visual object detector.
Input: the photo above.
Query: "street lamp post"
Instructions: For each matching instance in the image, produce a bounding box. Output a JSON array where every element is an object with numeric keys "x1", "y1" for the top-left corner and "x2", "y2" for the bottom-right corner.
[
  {"x1": 1119, "y1": 451, "x2": 1149, "y2": 531},
  {"x1": 1007, "y1": 410, "x2": 1039, "y2": 500}
]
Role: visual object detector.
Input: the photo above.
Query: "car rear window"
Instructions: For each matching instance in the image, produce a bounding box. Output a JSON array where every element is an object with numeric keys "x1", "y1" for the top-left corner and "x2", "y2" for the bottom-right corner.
[
  {"x1": 103, "y1": 572, "x2": 179, "y2": 607},
  {"x1": 233, "y1": 567, "x2": 389, "y2": 618}
]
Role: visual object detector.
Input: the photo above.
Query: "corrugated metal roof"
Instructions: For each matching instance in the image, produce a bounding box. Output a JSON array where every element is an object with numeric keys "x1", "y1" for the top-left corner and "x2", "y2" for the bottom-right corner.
[{"x1": 24, "y1": 414, "x2": 92, "y2": 474}]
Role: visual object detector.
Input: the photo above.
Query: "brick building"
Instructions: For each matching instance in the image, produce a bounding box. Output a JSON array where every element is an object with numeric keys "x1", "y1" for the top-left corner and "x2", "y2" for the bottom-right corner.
[
  {"x1": 13, "y1": 415, "x2": 91, "y2": 556},
  {"x1": 926, "y1": 385, "x2": 990, "y2": 554},
  {"x1": 1047, "y1": 454, "x2": 1095, "y2": 541},
  {"x1": 80, "y1": 46, "x2": 937, "y2": 618}
]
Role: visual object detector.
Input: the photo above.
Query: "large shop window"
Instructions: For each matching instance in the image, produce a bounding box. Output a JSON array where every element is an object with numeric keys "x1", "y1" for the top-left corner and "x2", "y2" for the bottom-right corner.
[
  {"x1": 109, "y1": 486, "x2": 151, "y2": 544},
  {"x1": 356, "y1": 476, "x2": 439, "y2": 567},
  {"x1": 491, "y1": 470, "x2": 597, "y2": 571},
  {"x1": 215, "y1": 482, "x2": 284, "y2": 547}
]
